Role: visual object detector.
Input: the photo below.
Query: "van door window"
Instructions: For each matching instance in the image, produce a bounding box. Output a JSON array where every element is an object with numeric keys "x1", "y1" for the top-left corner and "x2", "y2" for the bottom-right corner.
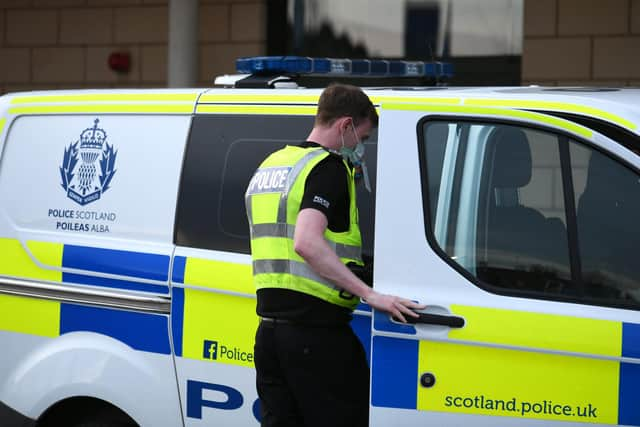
[
  {"x1": 420, "y1": 119, "x2": 640, "y2": 309},
  {"x1": 571, "y1": 143, "x2": 640, "y2": 305}
]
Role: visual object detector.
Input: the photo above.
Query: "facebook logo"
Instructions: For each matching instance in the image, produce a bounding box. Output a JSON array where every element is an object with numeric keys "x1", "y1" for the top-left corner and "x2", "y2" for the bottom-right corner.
[{"x1": 203, "y1": 340, "x2": 218, "y2": 360}]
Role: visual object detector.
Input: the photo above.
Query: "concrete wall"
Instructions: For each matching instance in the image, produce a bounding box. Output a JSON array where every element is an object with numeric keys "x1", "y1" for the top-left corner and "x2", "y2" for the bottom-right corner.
[
  {"x1": 523, "y1": 0, "x2": 640, "y2": 86},
  {"x1": 0, "y1": 0, "x2": 266, "y2": 94}
]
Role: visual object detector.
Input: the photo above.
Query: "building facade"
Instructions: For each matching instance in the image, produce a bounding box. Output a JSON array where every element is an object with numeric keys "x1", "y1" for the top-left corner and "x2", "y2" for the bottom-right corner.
[
  {"x1": 523, "y1": 0, "x2": 640, "y2": 86},
  {"x1": 0, "y1": 0, "x2": 265, "y2": 94},
  {"x1": 0, "y1": 0, "x2": 638, "y2": 94}
]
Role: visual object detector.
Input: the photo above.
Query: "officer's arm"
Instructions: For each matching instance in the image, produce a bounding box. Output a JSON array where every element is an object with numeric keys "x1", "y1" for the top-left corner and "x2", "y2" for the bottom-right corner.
[{"x1": 294, "y1": 208, "x2": 423, "y2": 321}]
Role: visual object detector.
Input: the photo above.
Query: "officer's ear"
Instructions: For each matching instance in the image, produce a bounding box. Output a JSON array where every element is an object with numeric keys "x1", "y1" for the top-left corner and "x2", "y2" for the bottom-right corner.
[{"x1": 337, "y1": 116, "x2": 353, "y2": 133}]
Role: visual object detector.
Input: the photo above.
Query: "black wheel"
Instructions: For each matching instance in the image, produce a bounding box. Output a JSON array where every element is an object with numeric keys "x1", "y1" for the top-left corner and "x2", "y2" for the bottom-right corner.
[
  {"x1": 69, "y1": 412, "x2": 138, "y2": 427},
  {"x1": 38, "y1": 397, "x2": 138, "y2": 427}
]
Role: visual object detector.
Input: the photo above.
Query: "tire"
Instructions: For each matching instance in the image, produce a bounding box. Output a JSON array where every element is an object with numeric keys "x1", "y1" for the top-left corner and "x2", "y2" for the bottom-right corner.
[{"x1": 37, "y1": 398, "x2": 138, "y2": 427}]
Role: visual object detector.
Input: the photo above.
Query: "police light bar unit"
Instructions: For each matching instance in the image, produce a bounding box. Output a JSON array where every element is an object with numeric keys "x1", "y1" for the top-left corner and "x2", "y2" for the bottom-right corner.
[{"x1": 236, "y1": 56, "x2": 454, "y2": 80}]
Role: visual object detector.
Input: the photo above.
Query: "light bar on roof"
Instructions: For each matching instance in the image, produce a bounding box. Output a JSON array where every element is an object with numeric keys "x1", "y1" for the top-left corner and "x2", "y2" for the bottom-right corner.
[{"x1": 236, "y1": 56, "x2": 454, "y2": 79}]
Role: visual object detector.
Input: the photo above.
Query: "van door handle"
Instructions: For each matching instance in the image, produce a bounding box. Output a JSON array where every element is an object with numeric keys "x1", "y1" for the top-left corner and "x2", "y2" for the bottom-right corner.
[{"x1": 405, "y1": 312, "x2": 465, "y2": 328}]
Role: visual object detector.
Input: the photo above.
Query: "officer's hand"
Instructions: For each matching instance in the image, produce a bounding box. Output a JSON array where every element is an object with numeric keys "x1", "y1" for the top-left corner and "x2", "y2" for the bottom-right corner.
[{"x1": 364, "y1": 291, "x2": 426, "y2": 323}]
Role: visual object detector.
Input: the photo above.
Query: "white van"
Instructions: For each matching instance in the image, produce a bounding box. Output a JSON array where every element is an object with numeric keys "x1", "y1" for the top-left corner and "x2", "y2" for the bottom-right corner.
[{"x1": 0, "y1": 57, "x2": 639, "y2": 426}]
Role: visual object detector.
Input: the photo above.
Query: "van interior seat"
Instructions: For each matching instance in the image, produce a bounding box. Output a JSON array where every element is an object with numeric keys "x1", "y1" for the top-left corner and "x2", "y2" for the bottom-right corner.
[
  {"x1": 577, "y1": 152, "x2": 640, "y2": 300},
  {"x1": 480, "y1": 126, "x2": 569, "y2": 290}
]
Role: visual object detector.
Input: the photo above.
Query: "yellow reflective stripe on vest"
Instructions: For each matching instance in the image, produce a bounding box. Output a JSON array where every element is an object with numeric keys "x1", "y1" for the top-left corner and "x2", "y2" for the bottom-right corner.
[
  {"x1": 253, "y1": 259, "x2": 357, "y2": 309},
  {"x1": 332, "y1": 242, "x2": 362, "y2": 262},
  {"x1": 250, "y1": 236, "x2": 305, "y2": 263},
  {"x1": 251, "y1": 223, "x2": 362, "y2": 261},
  {"x1": 251, "y1": 223, "x2": 297, "y2": 239},
  {"x1": 254, "y1": 259, "x2": 335, "y2": 288},
  {"x1": 276, "y1": 148, "x2": 327, "y2": 223},
  {"x1": 251, "y1": 236, "x2": 361, "y2": 268}
]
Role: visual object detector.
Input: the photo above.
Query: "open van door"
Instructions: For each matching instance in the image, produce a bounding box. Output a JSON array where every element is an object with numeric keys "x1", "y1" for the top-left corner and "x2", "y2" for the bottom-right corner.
[{"x1": 369, "y1": 102, "x2": 640, "y2": 427}]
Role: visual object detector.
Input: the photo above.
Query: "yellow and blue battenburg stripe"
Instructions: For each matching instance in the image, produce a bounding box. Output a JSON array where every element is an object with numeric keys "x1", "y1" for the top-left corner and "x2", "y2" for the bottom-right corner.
[
  {"x1": 170, "y1": 255, "x2": 187, "y2": 358},
  {"x1": 0, "y1": 238, "x2": 172, "y2": 353},
  {"x1": 351, "y1": 307, "x2": 373, "y2": 363},
  {"x1": 0, "y1": 238, "x2": 170, "y2": 294},
  {"x1": 62, "y1": 245, "x2": 170, "y2": 294},
  {"x1": 0, "y1": 293, "x2": 171, "y2": 354},
  {"x1": 59, "y1": 303, "x2": 171, "y2": 354},
  {"x1": 371, "y1": 308, "x2": 640, "y2": 425},
  {"x1": 1, "y1": 237, "x2": 365, "y2": 367},
  {"x1": 170, "y1": 255, "x2": 373, "y2": 365},
  {"x1": 170, "y1": 255, "x2": 258, "y2": 368}
]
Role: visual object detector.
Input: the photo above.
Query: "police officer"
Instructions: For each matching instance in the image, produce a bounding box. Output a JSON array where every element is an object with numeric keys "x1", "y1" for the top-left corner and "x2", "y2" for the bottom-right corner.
[{"x1": 245, "y1": 84, "x2": 424, "y2": 427}]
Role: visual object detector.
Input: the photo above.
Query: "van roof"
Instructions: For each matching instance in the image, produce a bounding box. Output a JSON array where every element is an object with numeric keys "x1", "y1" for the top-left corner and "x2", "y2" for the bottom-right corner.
[{"x1": 2, "y1": 86, "x2": 639, "y2": 134}]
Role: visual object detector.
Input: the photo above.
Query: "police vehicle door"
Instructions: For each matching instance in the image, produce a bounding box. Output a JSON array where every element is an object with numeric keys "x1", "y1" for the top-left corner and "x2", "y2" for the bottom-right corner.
[
  {"x1": 170, "y1": 107, "x2": 322, "y2": 426},
  {"x1": 369, "y1": 102, "x2": 640, "y2": 426}
]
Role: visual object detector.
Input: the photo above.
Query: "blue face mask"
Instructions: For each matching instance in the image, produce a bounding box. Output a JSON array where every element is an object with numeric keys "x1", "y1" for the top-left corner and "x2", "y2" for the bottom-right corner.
[
  {"x1": 339, "y1": 122, "x2": 371, "y2": 192},
  {"x1": 340, "y1": 141, "x2": 366, "y2": 165},
  {"x1": 339, "y1": 121, "x2": 365, "y2": 162}
]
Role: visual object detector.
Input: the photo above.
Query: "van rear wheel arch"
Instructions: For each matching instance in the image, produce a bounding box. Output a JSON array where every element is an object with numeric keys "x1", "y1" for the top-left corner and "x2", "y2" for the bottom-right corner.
[{"x1": 37, "y1": 396, "x2": 138, "y2": 427}]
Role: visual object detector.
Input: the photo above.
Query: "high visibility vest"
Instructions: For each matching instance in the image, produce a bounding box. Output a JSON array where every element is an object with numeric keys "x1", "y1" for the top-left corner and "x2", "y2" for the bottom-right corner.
[{"x1": 245, "y1": 145, "x2": 363, "y2": 310}]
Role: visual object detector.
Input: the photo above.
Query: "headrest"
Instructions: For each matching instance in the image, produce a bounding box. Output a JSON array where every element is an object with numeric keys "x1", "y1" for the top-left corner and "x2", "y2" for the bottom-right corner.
[
  {"x1": 488, "y1": 127, "x2": 532, "y2": 188},
  {"x1": 585, "y1": 151, "x2": 638, "y2": 201}
]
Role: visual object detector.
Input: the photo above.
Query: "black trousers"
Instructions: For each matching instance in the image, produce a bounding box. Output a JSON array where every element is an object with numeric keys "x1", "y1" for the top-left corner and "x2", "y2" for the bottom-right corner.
[{"x1": 254, "y1": 320, "x2": 370, "y2": 427}]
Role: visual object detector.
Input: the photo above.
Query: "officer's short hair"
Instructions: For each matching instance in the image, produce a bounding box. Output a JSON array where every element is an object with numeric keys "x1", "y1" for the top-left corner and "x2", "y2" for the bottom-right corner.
[{"x1": 315, "y1": 84, "x2": 378, "y2": 128}]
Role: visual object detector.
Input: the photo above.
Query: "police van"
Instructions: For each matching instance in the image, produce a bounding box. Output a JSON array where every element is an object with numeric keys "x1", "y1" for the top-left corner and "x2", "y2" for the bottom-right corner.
[{"x1": 0, "y1": 56, "x2": 639, "y2": 426}]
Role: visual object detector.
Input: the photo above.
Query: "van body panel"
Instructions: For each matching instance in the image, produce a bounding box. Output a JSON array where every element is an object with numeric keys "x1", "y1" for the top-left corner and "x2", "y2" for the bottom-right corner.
[
  {"x1": 0, "y1": 87, "x2": 639, "y2": 426},
  {"x1": 370, "y1": 104, "x2": 640, "y2": 426}
]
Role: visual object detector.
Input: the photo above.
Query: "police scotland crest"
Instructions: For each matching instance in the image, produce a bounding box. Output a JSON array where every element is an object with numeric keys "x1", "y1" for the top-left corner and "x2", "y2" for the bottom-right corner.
[{"x1": 59, "y1": 118, "x2": 117, "y2": 206}]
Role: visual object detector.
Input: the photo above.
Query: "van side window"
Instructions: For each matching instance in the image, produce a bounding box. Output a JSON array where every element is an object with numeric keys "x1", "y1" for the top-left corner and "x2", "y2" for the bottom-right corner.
[
  {"x1": 174, "y1": 114, "x2": 378, "y2": 257},
  {"x1": 572, "y1": 143, "x2": 640, "y2": 303},
  {"x1": 175, "y1": 115, "x2": 311, "y2": 253},
  {"x1": 420, "y1": 120, "x2": 640, "y2": 309}
]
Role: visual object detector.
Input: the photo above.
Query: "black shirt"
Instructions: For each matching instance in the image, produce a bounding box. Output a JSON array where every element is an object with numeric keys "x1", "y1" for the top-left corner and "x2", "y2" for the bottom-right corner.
[{"x1": 256, "y1": 141, "x2": 354, "y2": 325}]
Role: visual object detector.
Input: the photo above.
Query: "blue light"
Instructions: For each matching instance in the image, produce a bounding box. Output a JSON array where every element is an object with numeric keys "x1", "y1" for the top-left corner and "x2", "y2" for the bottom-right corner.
[
  {"x1": 236, "y1": 56, "x2": 313, "y2": 74},
  {"x1": 313, "y1": 58, "x2": 331, "y2": 73},
  {"x1": 370, "y1": 60, "x2": 389, "y2": 75},
  {"x1": 424, "y1": 62, "x2": 436, "y2": 77},
  {"x1": 235, "y1": 56, "x2": 453, "y2": 79},
  {"x1": 389, "y1": 61, "x2": 425, "y2": 76},
  {"x1": 352, "y1": 59, "x2": 370, "y2": 74},
  {"x1": 441, "y1": 62, "x2": 454, "y2": 79},
  {"x1": 329, "y1": 59, "x2": 352, "y2": 74}
]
